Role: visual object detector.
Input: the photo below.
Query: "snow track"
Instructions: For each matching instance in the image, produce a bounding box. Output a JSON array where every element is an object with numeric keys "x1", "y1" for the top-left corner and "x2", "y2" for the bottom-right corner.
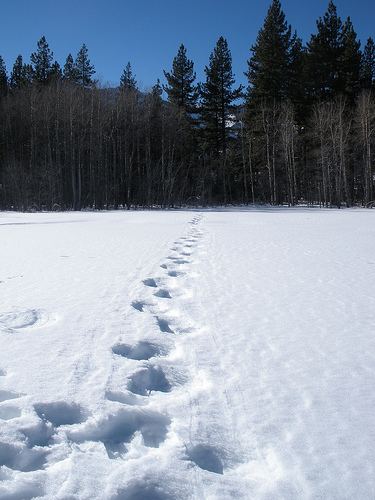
[{"x1": 1, "y1": 208, "x2": 375, "y2": 499}]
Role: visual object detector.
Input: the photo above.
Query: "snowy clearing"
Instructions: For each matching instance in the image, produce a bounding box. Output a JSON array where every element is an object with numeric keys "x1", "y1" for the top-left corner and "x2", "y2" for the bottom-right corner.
[{"x1": 1, "y1": 207, "x2": 375, "y2": 499}]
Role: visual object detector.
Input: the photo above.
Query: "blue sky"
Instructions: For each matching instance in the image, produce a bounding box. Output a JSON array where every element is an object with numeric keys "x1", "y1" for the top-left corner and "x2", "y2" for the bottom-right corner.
[{"x1": 1, "y1": 0, "x2": 375, "y2": 91}]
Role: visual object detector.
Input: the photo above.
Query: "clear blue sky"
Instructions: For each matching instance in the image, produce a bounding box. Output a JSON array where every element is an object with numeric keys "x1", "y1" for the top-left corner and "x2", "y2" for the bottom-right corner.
[{"x1": 1, "y1": 0, "x2": 375, "y2": 91}]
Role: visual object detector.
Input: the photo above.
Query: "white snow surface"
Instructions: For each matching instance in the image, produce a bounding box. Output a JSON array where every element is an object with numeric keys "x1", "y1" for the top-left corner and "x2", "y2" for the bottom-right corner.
[{"x1": 1, "y1": 207, "x2": 375, "y2": 499}]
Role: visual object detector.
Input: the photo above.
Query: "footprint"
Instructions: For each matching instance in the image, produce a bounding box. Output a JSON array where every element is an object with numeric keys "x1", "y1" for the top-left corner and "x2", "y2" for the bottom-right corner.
[
  {"x1": 154, "y1": 289, "x2": 172, "y2": 299},
  {"x1": 34, "y1": 401, "x2": 88, "y2": 427},
  {"x1": 0, "y1": 482, "x2": 45, "y2": 499},
  {"x1": 0, "y1": 390, "x2": 22, "y2": 403},
  {"x1": 112, "y1": 342, "x2": 161, "y2": 360},
  {"x1": 116, "y1": 482, "x2": 170, "y2": 500},
  {"x1": 20, "y1": 420, "x2": 55, "y2": 448},
  {"x1": 0, "y1": 441, "x2": 50, "y2": 472},
  {"x1": 167, "y1": 256, "x2": 188, "y2": 264},
  {"x1": 186, "y1": 444, "x2": 224, "y2": 474},
  {"x1": 0, "y1": 369, "x2": 6, "y2": 376},
  {"x1": 167, "y1": 271, "x2": 184, "y2": 278},
  {"x1": 0, "y1": 406, "x2": 22, "y2": 420},
  {"x1": 143, "y1": 278, "x2": 157, "y2": 288},
  {"x1": 105, "y1": 390, "x2": 147, "y2": 406},
  {"x1": 67, "y1": 408, "x2": 171, "y2": 455},
  {"x1": 131, "y1": 300, "x2": 147, "y2": 312},
  {"x1": 155, "y1": 317, "x2": 174, "y2": 334},
  {"x1": 0, "y1": 308, "x2": 55, "y2": 333},
  {"x1": 127, "y1": 365, "x2": 172, "y2": 396}
]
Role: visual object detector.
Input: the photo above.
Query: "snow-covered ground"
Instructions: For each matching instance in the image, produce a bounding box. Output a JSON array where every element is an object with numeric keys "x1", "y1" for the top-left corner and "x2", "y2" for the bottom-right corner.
[{"x1": 1, "y1": 207, "x2": 375, "y2": 499}]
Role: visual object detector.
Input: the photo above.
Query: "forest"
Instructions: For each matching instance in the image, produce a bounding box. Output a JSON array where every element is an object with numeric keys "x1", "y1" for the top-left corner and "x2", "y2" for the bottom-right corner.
[{"x1": 1, "y1": 0, "x2": 375, "y2": 211}]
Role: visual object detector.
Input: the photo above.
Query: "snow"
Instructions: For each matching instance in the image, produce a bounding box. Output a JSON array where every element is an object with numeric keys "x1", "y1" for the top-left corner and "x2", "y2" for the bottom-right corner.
[{"x1": 1, "y1": 207, "x2": 375, "y2": 499}]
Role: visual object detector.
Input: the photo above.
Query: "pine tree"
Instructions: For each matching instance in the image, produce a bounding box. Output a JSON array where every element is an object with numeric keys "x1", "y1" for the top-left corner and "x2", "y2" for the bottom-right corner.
[
  {"x1": 63, "y1": 54, "x2": 78, "y2": 83},
  {"x1": 50, "y1": 61, "x2": 62, "y2": 82},
  {"x1": 200, "y1": 36, "x2": 243, "y2": 157},
  {"x1": 9, "y1": 55, "x2": 24, "y2": 89},
  {"x1": 9, "y1": 55, "x2": 32, "y2": 89},
  {"x1": 120, "y1": 62, "x2": 137, "y2": 92},
  {"x1": 340, "y1": 17, "x2": 361, "y2": 103},
  {"x1": 30, "y1": 36, "x2": 53, "y2": 85},
  {"x1": 306, "y1": 1, "x2": 344, "y2": 102},
  {"x1": 74, "y1": 44, "x2": 95, "y2": 88},
  {"x1": 245, "y1": 0, "x2": 296, "y2": 106},
  {"x1": 163, "y1": 44, "x2": 198, "y2": 113},
  {"x1": 0, "y1": 56, "x2": 8, "y2": 96},
  {"x1": 200, "y1": 36, "x2": 243, "y2": 203},
  {"x1": 361, "y1": 38, "x2": 375, "y2": 90}
]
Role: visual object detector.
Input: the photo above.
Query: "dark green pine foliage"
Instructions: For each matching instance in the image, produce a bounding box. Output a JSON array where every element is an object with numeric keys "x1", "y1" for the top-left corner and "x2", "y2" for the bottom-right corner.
[
  {"x1": 50, "y1": 61, "x2": 62, "y2": 82},
  {"x1": 9, "y1": 55, "x2": 24, "y2": 89},
  {"x1": 340, "y1": 17, "x2": 361, "y2": 103},
  {"x1": 361, "y1": 38, "x2": 375, "y2": 90},
  {"x1": 120, "y1": 62, "x2": 137, "y2": 91},
  {"x1": 163, "y1": 44, "x2": 198, "y2": 113},
  {"x1": 30, "y1": 36, "x2": 53, "y2": 85},
  {"x1": 74, "y1": 44, "x2": 95, "y2": 88},
  {"x1": 9, "y1": 55, "x2": 33, "y2": 89},
  {"x1": 306, "y1": 1, "x2": 361, "y2": 103},
  {"x1": 245, "y1": 0, "x2": 296, "y2": 106},
  {"x1": 200, "y1": 36, "x2": 243, "y2": 204},
  {"x1": 200, "y1": 36, "x2": 243, "y2": 157},
  {"x1": 63, "y1": 53, "x2": 79, "y2": 83},
  {"x1": 0, "y1": 56, "x2": 8, "y2": 96}
]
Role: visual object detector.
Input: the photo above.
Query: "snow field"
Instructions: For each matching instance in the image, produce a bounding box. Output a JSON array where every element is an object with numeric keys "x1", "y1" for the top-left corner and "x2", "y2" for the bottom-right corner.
[{"x1": 0, "y1": 208, "x2": 375, "y2": 499}]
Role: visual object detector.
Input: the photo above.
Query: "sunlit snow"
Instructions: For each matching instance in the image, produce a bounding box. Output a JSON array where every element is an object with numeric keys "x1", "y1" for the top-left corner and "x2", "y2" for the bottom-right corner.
[{"x1": 1, "y1": 207, "x2": 375, "y2": 499}]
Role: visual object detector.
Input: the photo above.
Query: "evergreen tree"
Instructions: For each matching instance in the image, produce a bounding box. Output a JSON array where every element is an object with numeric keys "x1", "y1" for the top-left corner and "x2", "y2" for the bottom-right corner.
[
  {"x1": 245, "y1": 0, "x2": 296, "y2": 106},
  {"x1": 119, "y1": 62, "x2": 137, "y2": 92},
  {"x1": 50, "y1": 61, "x2": 62, "y2": 82},
  {"x1": 361, "y1": 38, "x2": 375, "y2": 90},
  {"x1": 163, "y1": 44, "x2": 198, "y2": 113},
  {"x1": 9, "y1": 55, "x2": 24, "y2": 89},
  {"x1": 340, "y1": 17, "x2": 361, "y2": 103},
  {"x1": 307, "y1": 3, "x2": 361, "y2": 104},
  {"x1": 63, "y1": 53, "x2": 78, "y2": 83},
  {"x1": 307, "y1": 1, "x2": 343, "y2": 102},
  {"x1": 200, "y1": 36, "x2": 243, "y2": 203},
  {"x1": 200, "y1": 36, "x2": 243, "y2": 157},
  {"x1": 30, "y1": 36, "x2": 53, "y2": 85},
  {"x1": 74, "y1": 44, "x2": 95, "y2": 88},
  {"x1": 9, "y1": 55, "x2": 32, "y2": 89},
  {"x1": 0, "y1": 56, "x2": 8, "y2": 96}
]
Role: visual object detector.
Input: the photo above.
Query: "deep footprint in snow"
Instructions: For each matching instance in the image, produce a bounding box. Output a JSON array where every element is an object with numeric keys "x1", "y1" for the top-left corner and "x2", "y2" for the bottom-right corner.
[
  {"x1": 0, "y1": 441, "x2": 50, "y2": 472},
  {"x1": 155, "y1": 316, "x2": 174, "y2": 334},
  {"x1": 112, "y1": 342, "x2": 162, "y2": 360},
  {"x1": 154, "y1": 289, "x2": 172, "y2": 299},
  {"x1": 186, "y1": 444, "x2": 224, "y2": 474},
  {"x1": 0, "y1": 406, "x2": 22, "y2": 420},
  {"x1": 20, "y1": 420, "x2": 55, "y2": 448},
  {"x1": 131, "y1": 300, "x2": 148, "y2": 312},
  {"x1": 66, "y1": 408, "x2": 171, "y2": 457},
  {"x1": 116, "y1": 482, "x2": 171, "y2": 500},
  {"x1": 143, "y1": 278, "x2": 157, "y2": 288},
  {"x1": 127, "y1": 365, "x2": 172, "y2": 396},
  {"x1": 0, "y1": 369, "x2": 6, "y2": 376},
  {"x1": 34, "y1": 401, "x2": 88, "y2": 427},
  {"x1": 0, "y1": 390, "x2": 22, "y2": 403},
  {"x1": 168, "y1": 270, "x2": 184, "y2": 278},
  {"x1": 105, "y1": 390, "x2": 147, "y2": 406}
]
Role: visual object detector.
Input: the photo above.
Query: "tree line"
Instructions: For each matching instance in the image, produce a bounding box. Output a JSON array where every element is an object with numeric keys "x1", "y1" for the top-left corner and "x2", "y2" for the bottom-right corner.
[{"x1": 1, "y1": 0, "x2": 374, "y2": 210}]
